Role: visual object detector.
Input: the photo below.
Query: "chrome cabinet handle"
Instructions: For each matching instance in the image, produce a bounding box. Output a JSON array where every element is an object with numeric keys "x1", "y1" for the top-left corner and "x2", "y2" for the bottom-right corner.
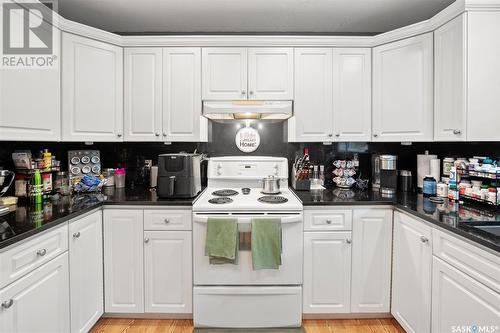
[
  {"x1": 328, "y1": 134, "x2": 333, "y2": 137},
  {"x1": 155, "y1": 132, "x2": 160, "y2": 137},
  {"x1": 36, "y1": 248, "x2": 47, "y2": 257},
  {"x1": 346, "y1": 238, "x2": 352, "y2": 244},
  {"x1": 420, "y1": 236, "x2": 429, "y2": 243},
  {"x1": 326, "y1": 220, "x2": 332, "y2": 224},
  {"x1": 162, "y1": 133, "x2": 167, "y2": 137},
  {"x1": 335, "y1": 134, "x2": 340, "y2": 137},
  {"x1": 373, "y1": 134, "x2": 378, "y2": 138},
  {"x1": 241, "y1": 90, "x2": 246, "y2": 95},
  {"x1": 249, "y1": 91, "x2": 254, "y2": 95},
  {"x1": 73, "y1": 231, "x2": 81, "y2": 239},
  {"x1": 453, "y1": 129, "x2": 462, "y2": 135},
  {"x1": 144, "y1": 238, "x2": 150, "y2": 243},
  {"x1": 117, "y1": 133, "x2": 122, "y2": 137},
  {"x1": 1, "y1": 299, "x2": 14, "y2": 309},
  {"x1": 164, "y1": 218, "x2": 170, "y2": 224}
]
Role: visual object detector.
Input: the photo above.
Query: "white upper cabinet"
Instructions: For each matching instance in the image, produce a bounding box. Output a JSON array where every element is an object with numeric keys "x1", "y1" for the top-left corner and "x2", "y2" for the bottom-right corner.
[
  {"x1": 303, "y1": 231, "x2": 352, "y2": 314},
  {"x1": 124, "y1": 48, "x2": 163, "y2": 141},
  {"x1": 62, "y1": 33, "x2": 123, "y2": 142},
  {"x1": 350, "y1": 208, "x2": 392, "y2": 313},
  {"x1": 69, "y1": 211, "x2": 103, "y2": 333},
  {"x1": 332, "y1": 48, "x2": 372, "y2": 142},
  {"x1": 163, "y1": 48, "x2": 207, "y2": 142},
  {"x1": 202, "y1": 48, "x2": 247, "y2": 100},
  {"x1": 0, "y1": 28, "x2": 61, "y2": 141},
  {"x1": 373, "y1": 33, "x2": 434, "y2": 142},
  {"x1": 289, "y1": 48, "x2": 333, "y2": 142},
  {"x1": 392, "y1": 212, "x2": 432, "y2": 333},
  {"x1": 434, "y1": 14, "x2": 466, "y2": 141},
  {"x1": 248, "y1": 48, "x2": 294, "y2": 100},
  {"x1": 467, "y1": 11, "x2": 500, "y2": 141}
]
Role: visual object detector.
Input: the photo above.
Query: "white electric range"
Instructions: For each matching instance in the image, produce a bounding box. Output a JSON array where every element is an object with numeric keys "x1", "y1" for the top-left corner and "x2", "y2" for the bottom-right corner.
[{"x1": 192, "y1": 156, "x2": 303, "y2": 328}]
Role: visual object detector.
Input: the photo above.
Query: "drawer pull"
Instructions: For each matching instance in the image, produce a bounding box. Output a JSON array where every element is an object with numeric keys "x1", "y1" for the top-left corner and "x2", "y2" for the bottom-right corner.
[
  {"x1": 144, "y1": 238, "x2": 150, "y2": 243},
  {"x1": 164, "y1": 218, "x2": 170, "y2": 224},
  {"x1": 1, "y1": 299, "x2": 14, "y2": 309},
  {"x1": 73, "y1": 231, "x2": 81, "y2": 239},
  {"x1": 345, "y1": 238, "x2": 352, "y2": 244},
  {"x1": 36, "y1": 248, "x2": 47, "y2": 257},
  {"x1": 420, "y1": 236, "x2": 429, "y2": 243},
  {"x1": 326, "y1": 220, "x2": 332, "y2": 224}
]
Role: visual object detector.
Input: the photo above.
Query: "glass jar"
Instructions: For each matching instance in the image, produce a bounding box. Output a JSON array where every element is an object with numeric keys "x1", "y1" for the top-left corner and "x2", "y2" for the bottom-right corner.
[{"x1": 54, "y1": 171, "x2": 70, "y2": 195}]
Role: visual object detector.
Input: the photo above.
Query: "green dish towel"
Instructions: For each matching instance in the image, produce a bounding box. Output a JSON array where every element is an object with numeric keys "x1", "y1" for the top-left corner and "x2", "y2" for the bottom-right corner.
[
  {"x1": 205, "y1": 218, "x2": 238, "y2": 265},
  {"x1": 251, "y1": 218, "x2": 282, "y2": 270}
]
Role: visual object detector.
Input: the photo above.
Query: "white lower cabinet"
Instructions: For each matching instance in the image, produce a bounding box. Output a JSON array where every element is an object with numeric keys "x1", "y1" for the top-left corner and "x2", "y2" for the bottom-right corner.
[
  {"x1": 351, "y1": 208, "x2": 393, "y2": 313},
  {"x1": 431, "y1": 256, "x2": 500, "y2": 333},
  {"x1": 392, "y1": 211, "x2": 432, "y2": 333},
  {"x1": 0, "y1": 253, "x2": 70, "y2": 333},
  {"x1": 303, "y1": 231, "x2": 352, "y2": 313},
  {"x1": 144, "y1": 231, "x2": 192, "y2": 313},
  {"x1": 69, "y1": 211, "x2": 104, "y2": 333},
  {"x1": 103, "y1": 209, "x2": 144, "y2": 313}
]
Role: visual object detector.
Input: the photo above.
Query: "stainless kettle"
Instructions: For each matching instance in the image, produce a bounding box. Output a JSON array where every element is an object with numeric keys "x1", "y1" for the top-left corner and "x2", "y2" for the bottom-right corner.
[{"x1": 260, "y1": 175, "x2": 281, "y2": 194}]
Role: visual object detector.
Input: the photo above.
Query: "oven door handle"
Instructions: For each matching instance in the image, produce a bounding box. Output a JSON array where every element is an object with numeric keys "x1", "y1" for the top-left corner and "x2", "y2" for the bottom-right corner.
[{"x1": 193, "y1": 215, "x2": 302, "y2": 224}]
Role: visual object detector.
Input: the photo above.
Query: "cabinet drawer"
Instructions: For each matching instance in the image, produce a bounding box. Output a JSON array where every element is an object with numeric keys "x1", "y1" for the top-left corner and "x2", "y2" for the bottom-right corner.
[
  {"x1": 0, "y1": 224, "x2": 68, "y2": 289},
  {"x1": 304, "y1": 209, "x2": 352, "y2": 231},
  {"x1": 144, "y1": 209, "x2": 192, "y2": 231},
  {"x1": 433, "y1": 228, "x2": 500, "y2": 293}
]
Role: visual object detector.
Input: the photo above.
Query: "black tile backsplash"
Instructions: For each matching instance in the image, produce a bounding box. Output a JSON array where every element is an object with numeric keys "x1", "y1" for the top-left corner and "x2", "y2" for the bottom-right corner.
[{"x1": 1, "y1": 121, "x2": 499, "y2": 190}]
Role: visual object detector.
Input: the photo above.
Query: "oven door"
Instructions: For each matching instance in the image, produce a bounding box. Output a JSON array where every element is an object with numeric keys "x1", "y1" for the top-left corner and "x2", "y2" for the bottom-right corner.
[{"x1": 193, "y1": 212, "x2": 303, "y2": 285}]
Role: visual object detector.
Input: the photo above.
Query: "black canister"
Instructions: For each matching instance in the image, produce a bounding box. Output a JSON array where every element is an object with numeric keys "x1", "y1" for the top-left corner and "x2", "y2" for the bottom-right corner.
[{"x1": 399, "y1": 170, "x2": 413, "y2": 192}]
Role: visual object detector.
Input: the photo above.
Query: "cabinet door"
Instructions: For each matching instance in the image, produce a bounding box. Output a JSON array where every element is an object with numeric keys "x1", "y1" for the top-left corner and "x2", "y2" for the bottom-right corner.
[
  {"x1": 434, "y1": 14, "x2": 466, "y2": 141},
  {"x1": 0, "y1": 253, "x2": 70, "y2": 333},
  {"x1": 289, "y1": 48, "x2": 333, "y2": 142},
  {"x1": 351, "y1": 208, "x2": 392, "y2": 313},
  {"x1": 303, "y1": 231, "x2": 351, "y2": 313},
  {"x1": 202, "y1": 48, "x2": 247, "y2": 100},
  {"x1": 144, "y1": 231, "x2": 192, "y2": 313},
  {"x1": 431, "y1": 256, "x2": 500, "y2": 333},
  {"x1": 62, "y1": 33, "x2": 123, "y2": 142},
  {"x1": 392, "y1": 212, "x2": 432, "y2": 333},
  {"x1": 103, "y1": 209, "x2": 144, "y2": 313},
  {"x1": 248, "y1": 48, "x2": 293, "y2": 100},
  {"x1": 373, "y1": 33, "x2": 433, "y2": 142},
  {"x1": 163, "y1": 48, "x2": 207, "y2": 142},
  {"x1": 467, "y1": 11, "x2": 500, "y2": 141},
  {"x1": 124, "y1": 48, "x2": 163, "y2": 141},
  {"x1": 69, "y1": 211, "x2": 103, "y2": 333},
  {"x1": 332, "y1": 48, "x2": 372, "y2": 142},
  {"x1": 0, "y1": 29, "x2": 61, "y2": 141}
]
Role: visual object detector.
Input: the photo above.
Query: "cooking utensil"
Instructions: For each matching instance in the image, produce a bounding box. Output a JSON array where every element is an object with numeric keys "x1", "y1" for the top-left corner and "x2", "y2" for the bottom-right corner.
[{"x1": 261, "y1": 175, "x2": 281, "y2": 194}]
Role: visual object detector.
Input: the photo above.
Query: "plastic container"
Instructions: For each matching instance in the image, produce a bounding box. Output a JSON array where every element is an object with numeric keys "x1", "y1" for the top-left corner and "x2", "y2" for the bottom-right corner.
[
  {"x1": 423, "y1": 175, "x2": 437, "y2": 197},
  {"x1": 114, "y1": 168, "x2": 126, "y2": 188},
  {"x1": 443, "y1": 158, "x2": 455, "y2": 176}
]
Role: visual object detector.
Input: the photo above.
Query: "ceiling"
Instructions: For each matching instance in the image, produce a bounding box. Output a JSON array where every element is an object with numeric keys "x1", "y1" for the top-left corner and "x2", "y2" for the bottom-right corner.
[{"x1": 58, "y1": 0, "x2": 455, "y2": 35}]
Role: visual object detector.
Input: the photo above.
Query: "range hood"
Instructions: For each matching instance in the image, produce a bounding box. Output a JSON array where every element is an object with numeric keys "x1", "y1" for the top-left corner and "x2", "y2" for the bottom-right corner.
[{"x1": 202, "y1": 100, "x2": 293, "y2": 121}]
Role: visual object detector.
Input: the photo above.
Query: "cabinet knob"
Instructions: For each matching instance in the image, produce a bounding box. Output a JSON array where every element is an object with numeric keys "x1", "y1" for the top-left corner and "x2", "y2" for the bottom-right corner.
[
  {"x1": 155, "y1": 132, "x2": 160, "y2": 137},
  {"x1": 241, "y1": 90, "x2": 246, "y2": 95},
  {"x1": 144, "y1": 238, "x2": 150, "y2": 243},
  {"x1": 420, "y1": 236, "x2": 429, "y2": 243},
  {"x1": 1, "y1": 299, "x2": 14, "y2": 309},
  {"x1": 164, "y1": 218, "x2": 170, "y2": 224},
  {"x1": 72, "y1": 231, "x2": 81, "y2": 239},
  {"x1": 346, "y1": 238, "x2": 352, "y2": 244},
  {"x1": 453, "y1": 129, "x2": 462, "y2": 135},
  {"x1": 249, "y1": 91, "x2": 254, "y2": 95},
  {"x1": 36, "y1": 248, "x2": 47, "y2": 257},
  {"x1": 373, "y1": 134, "x2": 378, "y2": 138},
  {"x1": 162, "y1": 133, "x2": 167, "y2": 137},
  {"x1": 117, "y1": 133, "x2": 122, "y2": 137},
  {"x1": 328, "y1": 134, "x2": 333, "y2": 137},
  {"x1": 326, "y1": 220, "x2": 332, "y2": 224},
  {"x1": 335, "y1": 134, "x2": 340, "y2": 137}
]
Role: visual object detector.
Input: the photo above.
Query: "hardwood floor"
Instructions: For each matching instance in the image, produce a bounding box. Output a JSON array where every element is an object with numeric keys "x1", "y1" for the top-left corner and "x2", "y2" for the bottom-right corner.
[{"x1": 91, "y1": 318, "x2": 405, "y2": 333}]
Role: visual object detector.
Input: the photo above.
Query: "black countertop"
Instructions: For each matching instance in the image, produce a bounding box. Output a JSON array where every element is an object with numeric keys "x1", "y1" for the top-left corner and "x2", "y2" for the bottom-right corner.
[
  {"x1": 1, "y1": 187, "x2": 499, "y2": 253},
  {"x1": 294, "y1": 188, "x2": 500, "y2": 253},
  {"x1": 0, "y1": 187, "x2": 195, "y2": 249}
]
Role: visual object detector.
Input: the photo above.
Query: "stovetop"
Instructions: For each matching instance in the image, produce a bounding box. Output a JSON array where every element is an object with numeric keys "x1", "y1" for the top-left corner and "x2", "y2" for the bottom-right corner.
[{"x1": 193, "y1": 187, "x2": 303, "y2": 212}]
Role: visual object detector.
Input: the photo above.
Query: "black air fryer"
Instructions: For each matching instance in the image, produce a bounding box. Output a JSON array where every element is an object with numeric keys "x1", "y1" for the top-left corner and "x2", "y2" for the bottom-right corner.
[{"x1": 157, "y1": 153, "x2": 202, "y2": 198}]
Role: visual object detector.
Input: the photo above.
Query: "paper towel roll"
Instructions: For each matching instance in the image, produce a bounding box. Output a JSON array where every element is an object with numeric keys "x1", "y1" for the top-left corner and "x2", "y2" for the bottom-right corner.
[
  {"x1": 417, "y1": 152, "x2": 437, "y2": 188},
  {"x1": 430, "y1": 159, "x2": 441, "y2": 183}
]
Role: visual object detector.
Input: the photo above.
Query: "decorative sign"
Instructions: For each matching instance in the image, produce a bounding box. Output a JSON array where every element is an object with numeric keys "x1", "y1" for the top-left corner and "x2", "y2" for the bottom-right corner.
[{"x1": 235, "y1": 126, "x2": 260, "y2": 153}]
